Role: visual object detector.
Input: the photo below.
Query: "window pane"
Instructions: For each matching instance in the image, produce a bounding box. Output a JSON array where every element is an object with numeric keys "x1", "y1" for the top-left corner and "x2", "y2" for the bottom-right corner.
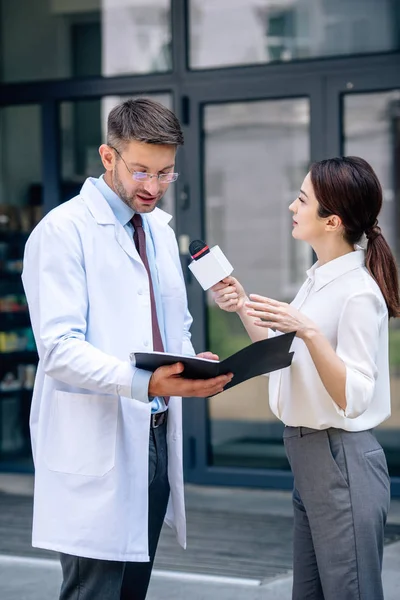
[
  {"x1": 60, "y1": 94, "x2": 175, "y2": 219},
  {"x1": 344, "y1": 90, "x2": 400, "y2": 477},
  {"x1": 0, "y1": 0, "x2": 171, "y2": 83},
  {"x1": 204, "y1": 98, "x2": 310, "y2": 469},
  {"x1": 0, "y1": 105, "x2": 41, "y2": 470},
  {"x1": 190, "y1": 0, "x2": 400, "y2": 70}
]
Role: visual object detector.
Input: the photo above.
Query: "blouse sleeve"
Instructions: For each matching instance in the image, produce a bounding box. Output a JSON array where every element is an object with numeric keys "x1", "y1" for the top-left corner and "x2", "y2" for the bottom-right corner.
[{"x1": 334, "y1": 291, "x2": 385, "y2": 418}]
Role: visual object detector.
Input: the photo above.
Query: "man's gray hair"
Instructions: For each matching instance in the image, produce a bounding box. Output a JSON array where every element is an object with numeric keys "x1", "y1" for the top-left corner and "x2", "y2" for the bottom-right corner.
[{"x1": 107, "y1": 98, "x2": 184, "y2": 150}]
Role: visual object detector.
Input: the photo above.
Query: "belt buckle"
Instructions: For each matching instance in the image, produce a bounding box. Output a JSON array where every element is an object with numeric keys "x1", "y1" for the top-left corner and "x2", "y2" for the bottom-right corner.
[{"x1": 152, "y1": 413, "x2": 161, "y2": 428}]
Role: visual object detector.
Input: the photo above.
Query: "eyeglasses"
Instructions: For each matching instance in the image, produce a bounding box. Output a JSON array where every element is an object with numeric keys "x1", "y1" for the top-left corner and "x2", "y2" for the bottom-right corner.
[{"x1": 111, "y1": 146, "x2": 179, "y2": 183}]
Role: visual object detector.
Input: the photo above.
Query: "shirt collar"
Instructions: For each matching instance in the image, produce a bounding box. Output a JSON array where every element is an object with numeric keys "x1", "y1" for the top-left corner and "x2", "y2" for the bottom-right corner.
[
  {"x1": 306, "y1": 249, "x2": 365, "y2": 292},
  {"x1": 95, "y1": 175, "x2": 134, "y2": 227}
]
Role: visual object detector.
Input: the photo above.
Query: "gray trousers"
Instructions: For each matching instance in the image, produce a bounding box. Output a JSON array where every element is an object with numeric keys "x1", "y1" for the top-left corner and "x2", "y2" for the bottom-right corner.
[
  {"x1": 59, "y1": 419, "x2": 170, "y2": 600},
  {"x1": 284, "y1": 426, "x2": 391, "y2": 600}
]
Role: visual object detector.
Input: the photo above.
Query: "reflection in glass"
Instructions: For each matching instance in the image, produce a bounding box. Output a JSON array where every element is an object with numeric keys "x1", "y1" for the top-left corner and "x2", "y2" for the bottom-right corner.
[
  {"x1": 344, "y1": 90, "x2": 400, "y2": 476},
  {"x1": 204, "y1": 98, "x2": 310, "y2": 469},
  {"x1": 0, "y1": 105, "x2": 42, "y2": 471},
  {"x1": 60, "y1": 94, "x2": 175, "y2": 218},
  {"x1": 0, "y1": 0, "x2": 171, "y2": 83},
  {"x1": 190, "y1": 0, "x2": 399, "y2": 70}
]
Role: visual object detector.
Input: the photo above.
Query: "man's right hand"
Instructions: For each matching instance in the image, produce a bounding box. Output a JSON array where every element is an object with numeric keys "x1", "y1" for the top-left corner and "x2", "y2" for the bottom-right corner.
[{"x1": 148, "y1": 363, "x2": 233, "y2": 398}]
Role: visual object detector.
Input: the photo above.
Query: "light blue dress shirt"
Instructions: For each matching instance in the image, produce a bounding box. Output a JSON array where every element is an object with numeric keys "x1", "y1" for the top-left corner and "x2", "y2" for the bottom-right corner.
[{"x1": 95, "y1": 176, "x2": 167, "y2": 413}]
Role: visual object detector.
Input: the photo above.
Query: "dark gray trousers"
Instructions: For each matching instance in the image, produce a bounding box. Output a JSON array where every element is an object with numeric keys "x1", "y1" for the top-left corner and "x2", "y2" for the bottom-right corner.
[
  {"x1": 59, "y1": 420, "x2": 170, "y2": 600},
  {"x1": 284, "y1": 426, "x2": 391, "y2": 600}
]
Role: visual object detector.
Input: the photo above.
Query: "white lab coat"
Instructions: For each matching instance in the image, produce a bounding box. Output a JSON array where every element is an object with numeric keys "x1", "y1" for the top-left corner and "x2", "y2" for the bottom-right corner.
[{"x1": 22, "y1": 178, "x2": 195, "y2": 561}]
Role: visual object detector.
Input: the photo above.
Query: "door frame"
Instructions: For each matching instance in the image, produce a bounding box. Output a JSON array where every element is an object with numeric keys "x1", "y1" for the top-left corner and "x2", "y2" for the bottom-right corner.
[
  {"x1": 178, "y1": 61, "x2": 400, "y2": 496},
  {"x1": 178, "y1": 74, "x2": 324, "y2": 492}
]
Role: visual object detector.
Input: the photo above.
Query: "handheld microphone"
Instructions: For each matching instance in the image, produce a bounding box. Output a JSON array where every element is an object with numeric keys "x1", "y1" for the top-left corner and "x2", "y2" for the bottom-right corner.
[{"x1": 188, "y1": 239, "x2": 233, "y2": 290}]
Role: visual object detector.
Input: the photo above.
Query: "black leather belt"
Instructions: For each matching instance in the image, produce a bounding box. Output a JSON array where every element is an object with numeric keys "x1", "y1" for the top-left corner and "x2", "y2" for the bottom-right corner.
[{"x1": 151, "y1": 410, "x2": 168, "y2": 428}]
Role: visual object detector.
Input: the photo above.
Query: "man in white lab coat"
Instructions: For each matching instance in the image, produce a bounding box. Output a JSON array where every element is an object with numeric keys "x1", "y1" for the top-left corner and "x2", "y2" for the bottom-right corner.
[{"x1": 22, "y1": 98, "x2": 232, "y2": 600}]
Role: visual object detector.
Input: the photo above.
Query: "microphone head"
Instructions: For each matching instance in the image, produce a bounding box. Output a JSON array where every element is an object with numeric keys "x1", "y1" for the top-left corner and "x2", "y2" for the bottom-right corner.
[{"x1": 189, "y1": 239, "x2": 210, "y2": 260}]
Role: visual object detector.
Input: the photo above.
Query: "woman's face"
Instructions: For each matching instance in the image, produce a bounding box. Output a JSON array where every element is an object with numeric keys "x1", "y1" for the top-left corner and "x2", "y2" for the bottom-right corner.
[{"x1": 289, "y1": 172, "x2": 330, "y2": 244}]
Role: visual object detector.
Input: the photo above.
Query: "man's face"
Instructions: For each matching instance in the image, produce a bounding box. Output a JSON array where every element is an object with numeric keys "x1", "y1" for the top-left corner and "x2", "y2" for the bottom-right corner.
[{"x1": 100, "y1": 140, "x2": 176, "y2": 214}]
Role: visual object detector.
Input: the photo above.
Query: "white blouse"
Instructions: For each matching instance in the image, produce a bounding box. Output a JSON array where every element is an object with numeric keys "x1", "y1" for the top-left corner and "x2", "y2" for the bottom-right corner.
[{"x1": 269, "y1": 250, "x2": 391, "y2": 431}]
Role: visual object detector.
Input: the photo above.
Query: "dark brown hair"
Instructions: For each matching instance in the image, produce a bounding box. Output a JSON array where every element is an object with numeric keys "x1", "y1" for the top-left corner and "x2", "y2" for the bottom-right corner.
[
  {"x1": 107, "y1": 98, "x2": 184, "y2": 150},
  {"x1": 310, "y1": 156, "x2": 400, "y2": 318}
]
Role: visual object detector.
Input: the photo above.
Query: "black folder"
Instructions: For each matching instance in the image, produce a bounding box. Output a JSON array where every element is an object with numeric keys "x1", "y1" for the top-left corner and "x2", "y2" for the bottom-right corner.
[{"x1": 130, "y1": 331, "x2": 295, "y2": 392}]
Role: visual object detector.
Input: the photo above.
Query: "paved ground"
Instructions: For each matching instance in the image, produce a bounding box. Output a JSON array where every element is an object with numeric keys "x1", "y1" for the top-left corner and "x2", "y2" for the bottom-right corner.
[
  {"x1": 0, "y1": 553, "x2": 290, "y2": 600},
  {"x1": 1, "y1": 543, "x2": 400, "y2": 600},
  {"x1": 0, "y1": 475, "x2": 399, "y2": 599}
]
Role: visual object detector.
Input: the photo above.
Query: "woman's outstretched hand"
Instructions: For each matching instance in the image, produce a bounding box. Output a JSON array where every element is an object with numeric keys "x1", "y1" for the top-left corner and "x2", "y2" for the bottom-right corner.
[
  {"x1": 211, "y1": 276, "x2": 247, "y2": 313},
  {"x1": 245, "y1": 294, "x2": 317, "y2": 339}
]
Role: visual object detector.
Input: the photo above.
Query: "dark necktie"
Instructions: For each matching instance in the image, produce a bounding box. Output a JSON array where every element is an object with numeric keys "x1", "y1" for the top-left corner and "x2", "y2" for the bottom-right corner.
[{"x1": 131, "y1": 214, "x2": 168, "y2": 405}]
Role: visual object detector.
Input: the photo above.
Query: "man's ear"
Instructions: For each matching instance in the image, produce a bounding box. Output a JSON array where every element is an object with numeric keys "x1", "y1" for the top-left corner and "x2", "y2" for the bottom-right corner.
[
  {"x1": 99, "y1": 144, "x2": 115, "y2": 172},
  {"x1": 325, "y1": 214, "x2": 342, "y2": 233}
]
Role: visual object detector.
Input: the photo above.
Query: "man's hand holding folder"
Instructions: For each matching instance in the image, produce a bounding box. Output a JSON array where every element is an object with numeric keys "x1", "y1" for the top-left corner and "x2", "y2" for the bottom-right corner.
[
  {"x1": 131, "y1": 331, "x2": 295, "y2": 397},
  {"x1": 148, "y1": 358, "x2": 233, "y2": 398}
]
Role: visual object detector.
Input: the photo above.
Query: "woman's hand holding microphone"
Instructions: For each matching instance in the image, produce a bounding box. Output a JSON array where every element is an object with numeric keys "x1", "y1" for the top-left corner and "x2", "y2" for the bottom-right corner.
[
  {"x1": 211, "y1": 278, "x2": 316, "y2": 341},
  {"x1": 211, "y1": 277, "x2": 269, "y2": 342},
  {"x1": 211, "y1": 276, "x2": 247, "y2": 313}
]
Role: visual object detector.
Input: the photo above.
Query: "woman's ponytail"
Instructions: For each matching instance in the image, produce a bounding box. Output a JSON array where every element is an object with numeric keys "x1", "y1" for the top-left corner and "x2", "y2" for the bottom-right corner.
[
  {"x1": 310, "y1": 157, "x2": 400, "y2": 319},
  {"x1": 365, "y1": 225, "x2": 400, "y2": 318}
]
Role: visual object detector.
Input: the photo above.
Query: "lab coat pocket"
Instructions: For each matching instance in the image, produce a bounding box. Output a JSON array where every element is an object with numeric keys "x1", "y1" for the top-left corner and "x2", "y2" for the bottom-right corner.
[{"x1": 45, "y1": 391, "x2": 118, "y2": 477}]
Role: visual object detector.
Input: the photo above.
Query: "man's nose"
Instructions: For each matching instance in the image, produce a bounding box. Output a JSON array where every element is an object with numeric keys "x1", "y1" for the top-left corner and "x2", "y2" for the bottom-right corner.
[{"x1": 143, "y1": 176, "x2": 160, "y2": 195}]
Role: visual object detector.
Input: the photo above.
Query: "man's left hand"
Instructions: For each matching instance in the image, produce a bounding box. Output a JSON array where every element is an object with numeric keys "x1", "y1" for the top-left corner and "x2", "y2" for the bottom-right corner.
[{"x1": 197, "y1": 351, "x2": 219, "y2": 361}]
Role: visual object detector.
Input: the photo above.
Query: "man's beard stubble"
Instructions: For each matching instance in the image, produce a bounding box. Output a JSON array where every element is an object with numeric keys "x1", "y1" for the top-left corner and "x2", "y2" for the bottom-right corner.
[
  {"x1": 111, "y1": 167, "x2": 162, "y2": 214},
  {"x1": 112, "y1": 167, "x2": 134, "y2": 210}
]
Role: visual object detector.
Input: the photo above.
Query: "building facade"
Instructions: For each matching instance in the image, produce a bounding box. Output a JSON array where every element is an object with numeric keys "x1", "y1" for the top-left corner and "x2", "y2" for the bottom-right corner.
[{"x1": 0, "y1": 0, "x2": 400, "y2": 493}]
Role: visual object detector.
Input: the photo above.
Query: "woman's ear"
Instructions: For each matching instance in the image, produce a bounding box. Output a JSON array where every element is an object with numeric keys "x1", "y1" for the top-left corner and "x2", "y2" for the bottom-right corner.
[{"x1": 325, "y1": 214, "x2": 342, "y2": 233}]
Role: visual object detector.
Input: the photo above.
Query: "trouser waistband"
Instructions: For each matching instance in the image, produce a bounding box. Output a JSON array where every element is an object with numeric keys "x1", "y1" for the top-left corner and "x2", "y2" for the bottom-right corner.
[{"x1": 283, "y1": 426, "x2": 323, "y2": 438}]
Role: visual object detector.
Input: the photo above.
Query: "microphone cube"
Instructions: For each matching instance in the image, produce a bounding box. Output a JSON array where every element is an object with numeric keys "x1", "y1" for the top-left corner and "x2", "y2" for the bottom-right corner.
[{"x1": 188, "y1": 245, "x2": 233, "y2": 290}]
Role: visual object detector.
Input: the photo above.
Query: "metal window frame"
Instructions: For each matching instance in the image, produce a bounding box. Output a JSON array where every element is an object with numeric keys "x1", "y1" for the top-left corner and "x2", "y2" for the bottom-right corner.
[
  {"x1": 176, "y1": 60, "x2": 400, "y2": 497},
  {"x1": 0, "y1": 0, "x2": 400, "y2": 493}
]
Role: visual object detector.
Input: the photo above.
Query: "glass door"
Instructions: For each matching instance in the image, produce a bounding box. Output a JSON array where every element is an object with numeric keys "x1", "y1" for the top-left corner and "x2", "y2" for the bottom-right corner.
[
  {"x1": 179, "y1": 78, "x2": 320, "y2": 487},
  {"x1": 204, "y1": 98, "x2": 310, "y2": 470}
]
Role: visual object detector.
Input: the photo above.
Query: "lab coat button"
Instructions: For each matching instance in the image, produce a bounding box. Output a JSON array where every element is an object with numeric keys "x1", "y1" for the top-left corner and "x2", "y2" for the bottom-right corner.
[{"x1": 144, "y1": 340, "x2": 149, "y2": 347}]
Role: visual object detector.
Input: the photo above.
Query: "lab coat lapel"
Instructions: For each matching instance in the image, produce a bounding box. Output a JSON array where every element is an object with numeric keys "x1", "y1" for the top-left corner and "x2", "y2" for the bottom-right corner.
[
  {"x1": 147, "y1": 208, "x2": 172, "y2": 251},
  {"x1": 114, "y1": 220, "x2": 141, "y2": 263},
  {"x1": 80, "y1": 178, "x2": 142, "y2": 264}
]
